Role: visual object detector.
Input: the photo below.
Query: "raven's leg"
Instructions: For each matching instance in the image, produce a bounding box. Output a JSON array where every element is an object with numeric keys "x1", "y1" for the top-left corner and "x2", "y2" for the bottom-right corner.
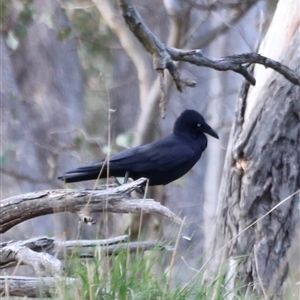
[
  {"x1": 113, "y1": 177, "x2": 122, "y2": 186},
  {"x1": 135, "y1": 185, "x2": 145, "y2": 196},
  {"x1": 123, "y1": 171, "x2": 129, "y2": 184},
  {"x1": 122, "y1": 172, "x2": 146, "y2": 197}
]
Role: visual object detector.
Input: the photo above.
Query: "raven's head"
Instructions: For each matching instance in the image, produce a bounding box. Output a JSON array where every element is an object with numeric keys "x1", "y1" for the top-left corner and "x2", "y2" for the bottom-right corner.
[{"x1": 174, "y1": 110, "x2": 219, "y2": 139}]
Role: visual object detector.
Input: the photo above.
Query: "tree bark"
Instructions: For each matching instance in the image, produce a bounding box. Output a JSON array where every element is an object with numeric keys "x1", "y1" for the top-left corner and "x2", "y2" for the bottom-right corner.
[{"x1": 210, "y1": 0, "x2": 300, "y2": 297}]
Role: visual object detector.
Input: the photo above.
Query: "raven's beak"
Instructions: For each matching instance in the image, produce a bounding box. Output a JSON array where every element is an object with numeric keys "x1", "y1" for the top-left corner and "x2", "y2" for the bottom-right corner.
[{"x1": 203, "y1": 124, "x2": 219, "y2": 139}]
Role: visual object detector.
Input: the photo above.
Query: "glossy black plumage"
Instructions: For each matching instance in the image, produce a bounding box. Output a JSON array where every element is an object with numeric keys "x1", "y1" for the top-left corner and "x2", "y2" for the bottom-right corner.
[{"x1": 58, "y1": 110, "x2": 219, "y2": 186}]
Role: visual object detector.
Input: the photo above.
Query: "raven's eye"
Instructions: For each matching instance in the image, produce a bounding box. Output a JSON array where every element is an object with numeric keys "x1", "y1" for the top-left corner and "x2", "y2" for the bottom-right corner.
[{"x1": 196, "y1": 123, "x2": 201, "y2": 128}]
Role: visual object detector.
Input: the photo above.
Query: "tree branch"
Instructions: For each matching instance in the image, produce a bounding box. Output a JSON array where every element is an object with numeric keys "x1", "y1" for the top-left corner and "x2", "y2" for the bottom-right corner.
[
  {"x1": 0, "y1": 178, "x2": 182, "y2": 233},
  {"x1": 0, "y1": 244, "x2": 63, "y2": 276},
  {"x1": 0, "y1": 276, "x2": 80, "y2": 298},
  {"x1": 118, "y1": 0, "x2": 196, "y2": 92},
  {"x1": 0, "y1": 236, "x2": 171, "y2": 269},
  {"x1": 118, "y1": 0, "x2": 300, "y2": 89}
]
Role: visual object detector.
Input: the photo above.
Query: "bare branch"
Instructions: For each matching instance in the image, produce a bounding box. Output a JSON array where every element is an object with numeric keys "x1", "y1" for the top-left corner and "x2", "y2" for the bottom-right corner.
[
  {"x1": 118, "y1": 0, "x2": 195, "y2": 91},
  {"x1": 158, "y1": 70, "x2": 166, "y2": 118},
  {"x1": 0, "y1": 178, "x2": 182, "y2": 233},
  {"x1": 118, "y1": 0, "x2": 167, "y2": 65},
  {"x1": 167, "y1": 48, "x2": 255, "y2": 83},
  {"x1": 166, "y1": 60, "x2": 197, "y2": 91},
  {"x1": 168, "y1": 50, "x2": 300, "y2": 86},
  {"x1": 224, "y1": 53, "x2": 300, "y2": 85},
  {"x1": 0, "y1": 245, "x2": 63, "y2": 276},
  {"x1": 117, "y1": 0, "x2": 300, "y2": 88},
  {"x1": 0, "y1": 236, "x2": 171, "y2": 270},
  {"x1": 54, "y1": 240, "x2": 170, "y2": 257},
  {"x1": 0, "y1": 236, "x2": 129, "y2": 268},
  {"x1": 0, "y1": 276, "x2": 80, "y2": 298}
]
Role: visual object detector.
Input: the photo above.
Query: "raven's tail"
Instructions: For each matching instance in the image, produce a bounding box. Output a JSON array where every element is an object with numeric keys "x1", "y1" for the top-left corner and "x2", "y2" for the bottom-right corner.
[{"x1": 58, "y1": 163, "x2": 105, "y2": 183}]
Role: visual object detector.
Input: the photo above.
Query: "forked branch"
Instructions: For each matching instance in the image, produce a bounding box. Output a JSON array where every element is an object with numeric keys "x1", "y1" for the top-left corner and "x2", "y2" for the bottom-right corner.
[{"x1": 118, "y1": 0, "x2": 300, "y2": 89}]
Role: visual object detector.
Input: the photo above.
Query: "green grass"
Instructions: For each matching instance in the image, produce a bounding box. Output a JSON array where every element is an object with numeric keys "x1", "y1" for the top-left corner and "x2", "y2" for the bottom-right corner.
[
  {"x1": 35, "y1": 239, "x2": 299, "y2": 300},
  {"x1": 55, "y1": 245, "x2": 237, "y2": 300}
]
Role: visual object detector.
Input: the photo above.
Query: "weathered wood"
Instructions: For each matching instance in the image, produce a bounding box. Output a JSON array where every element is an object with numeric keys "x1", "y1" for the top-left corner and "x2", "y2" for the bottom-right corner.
[
  {"x1": 53, "y1": 240, "x2": 169, "y2": 257},
  {"x1": 0, "y1": 276, "x2": 80, "y2": 298},
  {"x1": 211, "y1": 2, "x2": 300, "y2": 297},
  {"x1": 0, "y1": 234, "x2": 171, "y2": 297},
  {"x1": 1, "y1": 244, "x2": 63, "y2": 276},
  {"x1": 0, "y1": 235, "x2": 126, "y2": 268},
  {"x1": 0, "y1": 236, "x2": 171, "y2": 269},
  {"x1": 0, "y1": 178, "x2": 182, "y2": 233}
]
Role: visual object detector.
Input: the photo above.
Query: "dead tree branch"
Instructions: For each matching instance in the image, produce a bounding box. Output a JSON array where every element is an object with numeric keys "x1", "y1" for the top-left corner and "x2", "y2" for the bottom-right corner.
[
  {"x1": 118, "y1": 0, "x2": 196, "y2": 92},
  {"x1": 0, "y1": 236, "x2": 171, "y2": 270},
  {"x1": 118, "y1": 0, "x2": 300, "y2": 89},
  {"x1": 0, "y1": 244, "x2": 63, "y2": 276},
  {"x1": 0, "y1": 276, "x2": 81, "y2": 298},
  {"x1": 0, "y1": 235, "x2": 129, "y2": 268},
  {"x1": 0, "y1": 178, "x2": 182, "y2": 233}
]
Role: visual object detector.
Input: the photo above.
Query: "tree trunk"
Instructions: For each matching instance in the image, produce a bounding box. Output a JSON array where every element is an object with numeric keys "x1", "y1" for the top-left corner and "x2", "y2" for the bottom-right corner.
[{"x1": 210, "y1": 0, "x2": 300, "y2": 298}]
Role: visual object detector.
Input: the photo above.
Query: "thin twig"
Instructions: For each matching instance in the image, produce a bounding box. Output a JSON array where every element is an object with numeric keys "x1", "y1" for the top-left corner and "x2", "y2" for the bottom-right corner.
[
  {"x1": 159, "y1": 70, "x2": 166, "y2": 119},
  {"x1": 0, "y1": 236, "x2": 172, "y2": 269}
]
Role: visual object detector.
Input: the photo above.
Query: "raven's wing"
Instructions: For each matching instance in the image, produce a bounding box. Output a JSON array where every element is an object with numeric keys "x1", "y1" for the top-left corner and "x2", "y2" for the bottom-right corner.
[
  {"x1": 107, "y1": 134, "x2": 202, "y2": 172},
  {"x1": 58, "y1": 134, "x2": 206, "y2": 182}
]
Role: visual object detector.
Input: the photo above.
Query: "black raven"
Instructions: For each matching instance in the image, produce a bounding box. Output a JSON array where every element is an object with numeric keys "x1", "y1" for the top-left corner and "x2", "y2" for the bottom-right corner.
[{"x1": 58, "y1": 110, "x2": 218, "y2": 186}]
